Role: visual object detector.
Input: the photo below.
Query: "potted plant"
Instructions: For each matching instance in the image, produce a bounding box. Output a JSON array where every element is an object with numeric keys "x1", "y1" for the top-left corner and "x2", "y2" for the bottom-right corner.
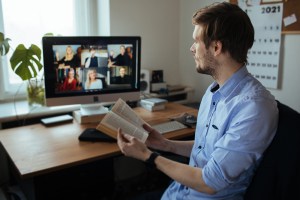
[{"x1": 0, "y1": 32, "x2": 45, "y2": 106}]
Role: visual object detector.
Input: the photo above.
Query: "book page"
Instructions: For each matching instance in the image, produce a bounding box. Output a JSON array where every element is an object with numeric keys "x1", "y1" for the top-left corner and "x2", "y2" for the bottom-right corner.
[
  {"x1": 100, "y1": 111, "x2": 148, "y2": 143},
  {"x1": 111, "y1": 98, "x2": 148, "y2": 127}
]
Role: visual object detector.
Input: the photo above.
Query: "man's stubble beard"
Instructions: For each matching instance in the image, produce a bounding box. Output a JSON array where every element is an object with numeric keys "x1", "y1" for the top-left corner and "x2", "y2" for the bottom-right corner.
[{"x1": 195, "y1": 50, "x2": 218, "y2": 78}]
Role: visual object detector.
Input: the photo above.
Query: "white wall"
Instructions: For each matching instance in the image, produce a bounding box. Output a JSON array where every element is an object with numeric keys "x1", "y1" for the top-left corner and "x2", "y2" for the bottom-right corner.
[
  {"x1": 110, "y1": 0, "x2": 181, "y2": 85},
  {"x1": 178, "y1": 0, "x2": 214, "y2": 103},
  {"x1": 110, "y1": 0, "x2": 300, "y2": 112},
  {"x1": 269, "y1": 35, "x2": 300, "y2": 112}
]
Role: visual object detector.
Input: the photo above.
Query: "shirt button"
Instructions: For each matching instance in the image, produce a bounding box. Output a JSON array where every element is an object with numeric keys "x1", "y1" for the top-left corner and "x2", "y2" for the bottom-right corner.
[
  {"x1": 206, "y1": 124, "x2": 209, "y2": 127},
  {"x1": 185, "y1": 186, "x2": 188, "y2": 190},
  {"x1": 198, "y1": 145, "x2": 202, "y2": 149},
  {"x1": 213, "y1": 102, "x2": 216, "y2": 105}
]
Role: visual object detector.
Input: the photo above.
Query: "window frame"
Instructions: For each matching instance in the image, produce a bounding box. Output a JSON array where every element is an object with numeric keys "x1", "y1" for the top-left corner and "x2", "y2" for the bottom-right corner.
[{"x1": 0, "y1": 0, "x2": 110, "y2": 102}]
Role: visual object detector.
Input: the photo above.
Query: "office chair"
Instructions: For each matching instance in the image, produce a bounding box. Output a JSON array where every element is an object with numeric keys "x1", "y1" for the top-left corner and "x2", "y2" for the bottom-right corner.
[{"x1": 244, "y1": 100, "x2": 300, "y2": 200}]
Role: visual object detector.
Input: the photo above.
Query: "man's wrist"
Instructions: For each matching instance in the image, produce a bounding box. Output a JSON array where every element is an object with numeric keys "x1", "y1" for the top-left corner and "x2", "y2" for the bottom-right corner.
[{"x1": 145, "y1": 152, "x2": 160, "y2": 168}]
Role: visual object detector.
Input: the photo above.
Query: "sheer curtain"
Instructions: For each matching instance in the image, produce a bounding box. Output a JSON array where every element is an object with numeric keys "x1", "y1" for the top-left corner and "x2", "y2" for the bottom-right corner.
[{"x1": 0, "y1": 0, "x2": 110, "y2": 101}]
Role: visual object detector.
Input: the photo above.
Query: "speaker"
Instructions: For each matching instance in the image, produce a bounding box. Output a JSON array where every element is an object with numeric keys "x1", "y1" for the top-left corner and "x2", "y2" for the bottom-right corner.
[{"x1": 140, "y1": 69, "x2": 151, "y2": 94}]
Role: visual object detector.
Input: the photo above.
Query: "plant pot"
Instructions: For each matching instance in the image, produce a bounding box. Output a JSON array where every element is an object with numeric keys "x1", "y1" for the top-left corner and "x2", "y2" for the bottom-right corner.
[{"x1": 27, "y1": 78, "x2": 45, "y2": 107}]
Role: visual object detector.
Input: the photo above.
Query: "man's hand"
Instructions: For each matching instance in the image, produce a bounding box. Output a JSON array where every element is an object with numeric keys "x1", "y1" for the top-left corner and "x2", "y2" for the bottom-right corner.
[
  {"x1": 107, "y1": 59, "x2": 115, "y2": 68},
  {"x1": 143, "y1": 123, "x2": 170, "y2": 152},
  {"x1": 117, "y1": 128, "x2": 152, "y2": 161}
]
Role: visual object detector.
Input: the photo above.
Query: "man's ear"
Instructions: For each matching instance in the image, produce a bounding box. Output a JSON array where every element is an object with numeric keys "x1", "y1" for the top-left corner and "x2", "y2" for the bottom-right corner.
[{"x1": 213, "y1": 41, "x2": 222, "y2": 56}]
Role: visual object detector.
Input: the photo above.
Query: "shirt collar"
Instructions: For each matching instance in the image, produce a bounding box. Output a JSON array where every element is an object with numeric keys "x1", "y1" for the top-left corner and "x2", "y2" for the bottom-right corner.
[{"x1": 210, "y1": 66, "x2": 249, "y2": 97}]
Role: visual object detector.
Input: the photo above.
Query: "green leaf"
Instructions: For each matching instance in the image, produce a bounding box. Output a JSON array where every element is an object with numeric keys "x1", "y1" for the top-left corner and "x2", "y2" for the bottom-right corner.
[
  {"x1": 44, "y1": 33, "x2": 54, "y2": 36},
  {"x1": 0, "y1": 32, "x2": 11, "y2": 56},
  {"x1": 10, "y1": 44, "x2": 43, "y2": 81}
]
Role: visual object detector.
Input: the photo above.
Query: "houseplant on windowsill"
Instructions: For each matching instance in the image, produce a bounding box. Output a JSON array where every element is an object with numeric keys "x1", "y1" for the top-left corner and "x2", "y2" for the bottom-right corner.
[{"x1": 0, "y1": 32, "x2": 44, "y2": 106}]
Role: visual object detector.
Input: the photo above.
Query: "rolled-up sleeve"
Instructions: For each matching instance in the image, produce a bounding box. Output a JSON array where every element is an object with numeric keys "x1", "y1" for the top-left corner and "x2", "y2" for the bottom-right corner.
[{"x1": 202, "y1": 99, "x2": 278, "y2": 191}]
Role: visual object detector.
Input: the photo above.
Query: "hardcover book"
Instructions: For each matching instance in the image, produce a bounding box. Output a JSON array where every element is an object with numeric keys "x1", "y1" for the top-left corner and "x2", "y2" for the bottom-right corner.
[
  {"x1": 96, "y1": 98, "x2": 149, "y2": 143},
  {"x1": 140, "y1": 102, "x2": 165, "y2": 111},
  {"x1": 140, "y1": 98, "x2": 168, "y2": 106},
  {"x1": 73, "y1": 110, "x2": 106, "y2": 124}
]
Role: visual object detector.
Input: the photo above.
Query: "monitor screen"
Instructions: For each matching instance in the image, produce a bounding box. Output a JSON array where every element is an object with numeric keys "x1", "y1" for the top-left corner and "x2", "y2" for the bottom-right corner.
[{"x1": 42, "y1": 36, "x2": 141, "y2": 108}]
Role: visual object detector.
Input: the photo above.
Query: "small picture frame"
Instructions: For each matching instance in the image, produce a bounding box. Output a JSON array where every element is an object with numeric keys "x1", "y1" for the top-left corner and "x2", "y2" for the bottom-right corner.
[{"x1": 151, "y1": 70, "x2": 164, "y2": 83}]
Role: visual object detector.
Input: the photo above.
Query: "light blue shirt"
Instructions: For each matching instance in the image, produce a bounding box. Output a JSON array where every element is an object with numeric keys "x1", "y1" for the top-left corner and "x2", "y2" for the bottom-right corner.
[
  {"x1": 161, "y1": 66, "x2": 278, "y2": 200},
  {"x1": 85, "y1": 79, "x2": 103, "y2": 90}
]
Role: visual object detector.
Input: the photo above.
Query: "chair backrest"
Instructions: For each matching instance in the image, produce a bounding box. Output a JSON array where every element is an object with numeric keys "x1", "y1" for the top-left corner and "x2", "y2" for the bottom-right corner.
[{"x1": 244, "y1": 101, "x2": 300, "y2": 200}]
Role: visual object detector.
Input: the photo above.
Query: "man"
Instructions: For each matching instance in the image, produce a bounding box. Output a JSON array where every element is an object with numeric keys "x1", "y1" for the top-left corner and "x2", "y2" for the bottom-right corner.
[
  {"x1": 113, "y1": 67, "x2": 131, "y2": 84},
  {"x1": 117, "y1": 2, "x2": 278, "y2": 200},
  {"x1": 85, "y1": 47, "x2": 98, "y2": 68},
  {"x1": 108, "y1": 45, "x2": 131, "y2": 67}
]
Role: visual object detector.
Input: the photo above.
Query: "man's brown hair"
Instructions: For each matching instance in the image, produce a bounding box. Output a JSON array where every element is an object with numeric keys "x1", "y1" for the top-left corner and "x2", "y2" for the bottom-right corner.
[{"x1": 192, "y1": 2, "x2": 254, "y2": 64}]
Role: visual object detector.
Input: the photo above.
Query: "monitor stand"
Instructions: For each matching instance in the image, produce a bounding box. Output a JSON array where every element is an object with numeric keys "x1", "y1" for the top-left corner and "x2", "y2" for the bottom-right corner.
[{"x1": 79, "y1": 103, "x2": 109, "y2": 116}]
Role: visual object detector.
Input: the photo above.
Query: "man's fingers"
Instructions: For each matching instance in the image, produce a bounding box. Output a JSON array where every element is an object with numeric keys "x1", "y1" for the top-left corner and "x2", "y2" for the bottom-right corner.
[
  {"x1": 143, "y1": 123, "x2": 161, "y2": 135},
  {"x1": 117, "y1": 128, "x2": 124, "y2": 142},
  {"x1": 117, "y1": 128, "x2": 128, "y2": 153},
  {"x1": 122, "y1": 133, "x2": 134, "y2": 141},
  {"x1": 143, "y1": 123, "x2": 155, "y2": 132},
  {"x1": 117, "y1": 128, "x2": 133, "y2": 143}
]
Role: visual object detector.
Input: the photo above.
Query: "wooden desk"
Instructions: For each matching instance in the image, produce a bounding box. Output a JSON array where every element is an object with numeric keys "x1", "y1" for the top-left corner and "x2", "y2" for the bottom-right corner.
[{"x1": 0, "y1": 103, "x2": 198, "y2": 180}]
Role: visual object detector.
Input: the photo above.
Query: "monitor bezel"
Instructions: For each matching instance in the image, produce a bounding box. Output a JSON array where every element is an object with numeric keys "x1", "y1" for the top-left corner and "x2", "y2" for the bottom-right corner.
[{"x1": 42, "y1": 36, "x2": 141, "y2": 107}]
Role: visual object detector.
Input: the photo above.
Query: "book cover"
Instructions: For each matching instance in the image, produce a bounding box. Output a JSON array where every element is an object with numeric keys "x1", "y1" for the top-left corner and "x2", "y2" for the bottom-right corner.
[{"x1": 96, "y1": 98, "x2": 149, "y2": 143}]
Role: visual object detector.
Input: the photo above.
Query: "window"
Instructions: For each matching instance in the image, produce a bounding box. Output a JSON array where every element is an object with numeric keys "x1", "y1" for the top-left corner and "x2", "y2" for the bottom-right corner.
[{"x1": 0, "y1": 0, "x2": 110, "y2": 101}]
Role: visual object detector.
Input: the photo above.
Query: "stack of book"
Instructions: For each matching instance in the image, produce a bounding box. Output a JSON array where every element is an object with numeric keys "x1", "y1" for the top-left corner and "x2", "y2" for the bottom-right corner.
[
  {"x1": 73, "y1": 110, "x2": 107, "y2": 124},
  {"x1": 73, "y1": 106, "x2": 109, "y2": 124},
  {"x1": 140, "y1": 98, "x2": 168, "y2": 111}
]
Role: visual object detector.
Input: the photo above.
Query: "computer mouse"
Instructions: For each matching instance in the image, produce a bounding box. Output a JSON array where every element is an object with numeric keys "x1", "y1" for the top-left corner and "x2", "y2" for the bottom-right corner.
[{"x1": 185, "y1": 115, "x2": 197, "y2": 124}]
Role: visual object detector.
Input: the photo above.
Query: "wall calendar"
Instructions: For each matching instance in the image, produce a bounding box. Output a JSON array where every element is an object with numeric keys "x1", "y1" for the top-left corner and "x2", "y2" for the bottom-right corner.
[{"x1": 238, "y1": 1, "x2": 283, "y2": 89}]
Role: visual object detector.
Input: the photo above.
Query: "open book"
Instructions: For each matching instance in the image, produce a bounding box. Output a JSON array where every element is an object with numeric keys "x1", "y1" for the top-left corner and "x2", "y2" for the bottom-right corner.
[{"x1": 96, "y1": 98, "x2": 149, "y2": 143}]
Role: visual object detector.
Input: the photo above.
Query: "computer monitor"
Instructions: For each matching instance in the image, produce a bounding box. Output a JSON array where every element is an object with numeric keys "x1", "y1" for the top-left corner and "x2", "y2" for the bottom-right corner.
[{"x1": 42, "y1": 36, "x2": 141, "y2": 113}]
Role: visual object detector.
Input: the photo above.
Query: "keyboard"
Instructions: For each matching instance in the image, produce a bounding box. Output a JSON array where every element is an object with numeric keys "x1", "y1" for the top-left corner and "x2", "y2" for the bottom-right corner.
[{"x1": 152, "y1": 121, "x2": 187, "y2": 134}]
